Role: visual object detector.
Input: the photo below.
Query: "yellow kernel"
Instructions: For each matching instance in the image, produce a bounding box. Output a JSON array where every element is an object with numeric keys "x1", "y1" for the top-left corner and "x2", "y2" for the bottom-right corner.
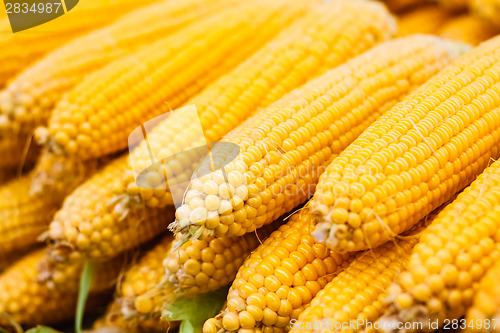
[
  {"x1": 239, "y1": 311, "x2": 256, "y2": 329},
  {"x1": 205, "y1": 195, "x2": 221, "y2": 211},
  {"x1": 222, "y1": 312, "x2": 240, "y2": 331}
]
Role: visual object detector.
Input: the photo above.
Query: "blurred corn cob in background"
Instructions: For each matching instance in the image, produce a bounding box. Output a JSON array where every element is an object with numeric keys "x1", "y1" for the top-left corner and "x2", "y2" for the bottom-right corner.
[
  {"x1": 0, "y1": 173, "x2": 61, "y2": 260},
  {"x1": 310, "y1": 35, "x2": 500, "y2": 253},
  {"x1": 0, "y1": 250, "x2": 79, "y2": 326},
  {"x1": 0, "y1": 249, "x2": 125, "y2": 326},
  {"x1": 172, "y1": 35, "x2": 459, "y2": 241},
  {"x1": 438, "y1": 14, "x2": 500, "y2": 45},
  {"x1": 44, "y1": 0, "x2": 397, "y2": 264},
  {"x1": 204, "y1": 209, "x2": 353, "y2": 333},
  {"x1": 465, "y1": 257, "x2": 500, "y2": 332},
  {"x1": 470, "y1": 0, "x2": 500, "y2": 26},
  {"x1": 0, "y1": 0, "x2": 160, "y2": 88},
  {"x1": 397, "y1": 5, "x2": 450, "y2": 36},
  {"x1": 379, "y1": 158, "x2": 500, "y2": 330},
  {"x1": 0, "y1": 0, "x2": 239, "y2": 171}
]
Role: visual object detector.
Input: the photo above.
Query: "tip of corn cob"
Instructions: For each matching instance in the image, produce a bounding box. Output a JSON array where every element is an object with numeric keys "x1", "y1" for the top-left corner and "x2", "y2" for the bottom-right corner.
[{"x1": 441, "y1": 38, "x2": 473, "y2": 58}]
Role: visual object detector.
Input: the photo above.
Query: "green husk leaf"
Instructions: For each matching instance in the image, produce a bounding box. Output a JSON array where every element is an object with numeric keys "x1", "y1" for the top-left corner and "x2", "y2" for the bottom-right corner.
[
  {"x1": 76, "y1": 261, "x2": 95, "y2": 333},
  {"x1": 25, "y1": 326, "x2": 63, "y2": 333},
  {"x1": 164, "y1": 287, "x2": 229, "y2": 333}
]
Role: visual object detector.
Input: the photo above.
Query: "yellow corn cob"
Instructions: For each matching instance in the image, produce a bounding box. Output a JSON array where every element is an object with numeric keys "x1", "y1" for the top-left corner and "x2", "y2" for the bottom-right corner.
[
  {"x1": 465, "y1": 259, "x2": 500, "y2": 332},
  {"x1": 380, "y1": 159, "x2": 500, "y2": 330},
  {"x1": 29, "y1": 147, "x2": 106, "y2": 196},
  {"x1": 37, "y1": 251, "x2": 127, "y2": 294},
  {"x1": 383, "y1": 0, "x2": 429, "y2": 12},
  {"x1": 397, "y1": 5, "x2": 451, "y2": 36},
  {"x1": 171, "y1": 35, "x2": 459, "y2": 241},
  {"x1": 0, "y1": 249, "x2": 77, "y2": 326},
  {"x1": 310, "y1": 35, "x2": 500, "y2": 253},
  {"x1": 95, "y1": 301, "x2": 178, "y2": 333},
  {"x1": 136, "y1": 223, "x2": 279, "y2": 318},
  {"x1": 105, "y1": 235, "x2": 175, "y2": 333},
  {"x1": 203, "y1": 208, "x2": 353, "y2": 333},
  {"x1": 471, "y1": 0, "x2": 500, "y2": 26},
  {"x1": 122, "y1": 0, "x2": 398, "y2": 210},
  {"x1": 0, "y1": 0, "x2": 237, "y2": 170},
  {"x1": 47, "y1": 156, "x2": 176, "y2": 263},
  {"x1": 0, "y1": 0, "x2": 159, "y2": 88},
  {"x1": 0, "y1": 173, "x2": 61, "y2": 258},
  {"x1": 291, "y1": 237, "x2": 420, "y2": 333},
  {"x1": 0, "y1": 249, "x2": 121, "y2": 326},
  {"x1": 38, "y1": 0, "x2": 310, "y2": 165},
  {"x1": 439, "y1": 14, "x2": 500, "y2": 46}
]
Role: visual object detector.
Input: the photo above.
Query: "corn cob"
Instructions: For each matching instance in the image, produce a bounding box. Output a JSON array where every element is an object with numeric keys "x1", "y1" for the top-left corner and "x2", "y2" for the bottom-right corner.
[
  {"x1": 123, "y1": 0, "x2": 398, "y2": 210},
  {"x1": 383, "y1": 0, "x2": 429, "y2": 12},
  {"x1": 37, "y1": 251, "x2": 127, "y2": 294},
  {"x1": 0, "y1": 173, "x2": 62, "y2": 258},
  {"x1": 471, "y1": 0, "x2": 500, "y2": 26},
  {"x1": 0, "y1": 0, "x2": 237, "y2": 170},
  {"x1": 465, "y1": 259, "x2": 500, "y2": 332},
  {"x1": 0, "y1": 0, "x2": 159, "y2": 88},
  {"x1": 310, "y1": 35, "x2": 500, "y2": 253},
  {"x1": 439, "y1": 14, "x2": 500, "y2": 46},
  {"x1": 0, "y1": 249, "x2": 121, "y2": 326},
  {"x1": 47, "y1": 156, "x2": 176, "y2": 263},
  {"x1": 0, "y1": 250, "x2": 77, "y2": 326},
  {"x1": 136, "y1": 222, "x2": 279, "y2": 319},
  {"x1": 397, "y1": 5, "x2": 450, "y2": 36},
  {"x1": 203, "y1": 208, "x2": 353, "y2": 333},
  {"x1": 107, "y1": 235, "x2": 176, "y2": 333},
  {"x1": 171, "y1": 35, "x2": 459, "y2": 241},
  {"x1": 29, "y1": 148, "x2": 105, "y2": 196},
  {"x1": 380, "y1": 159, "x2": 500, "y2": 330},
  {"x1": 38, "y1": 0, "x2": 310, "y2": 165},
  {"x1": 291, "y1": 237, "x2": 420, "y2": 333}
]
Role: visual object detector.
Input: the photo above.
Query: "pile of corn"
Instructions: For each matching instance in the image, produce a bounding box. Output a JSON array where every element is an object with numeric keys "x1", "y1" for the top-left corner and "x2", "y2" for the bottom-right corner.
[{"x1": 1, "y1": 0, "x2": 500, "y2": 332}]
